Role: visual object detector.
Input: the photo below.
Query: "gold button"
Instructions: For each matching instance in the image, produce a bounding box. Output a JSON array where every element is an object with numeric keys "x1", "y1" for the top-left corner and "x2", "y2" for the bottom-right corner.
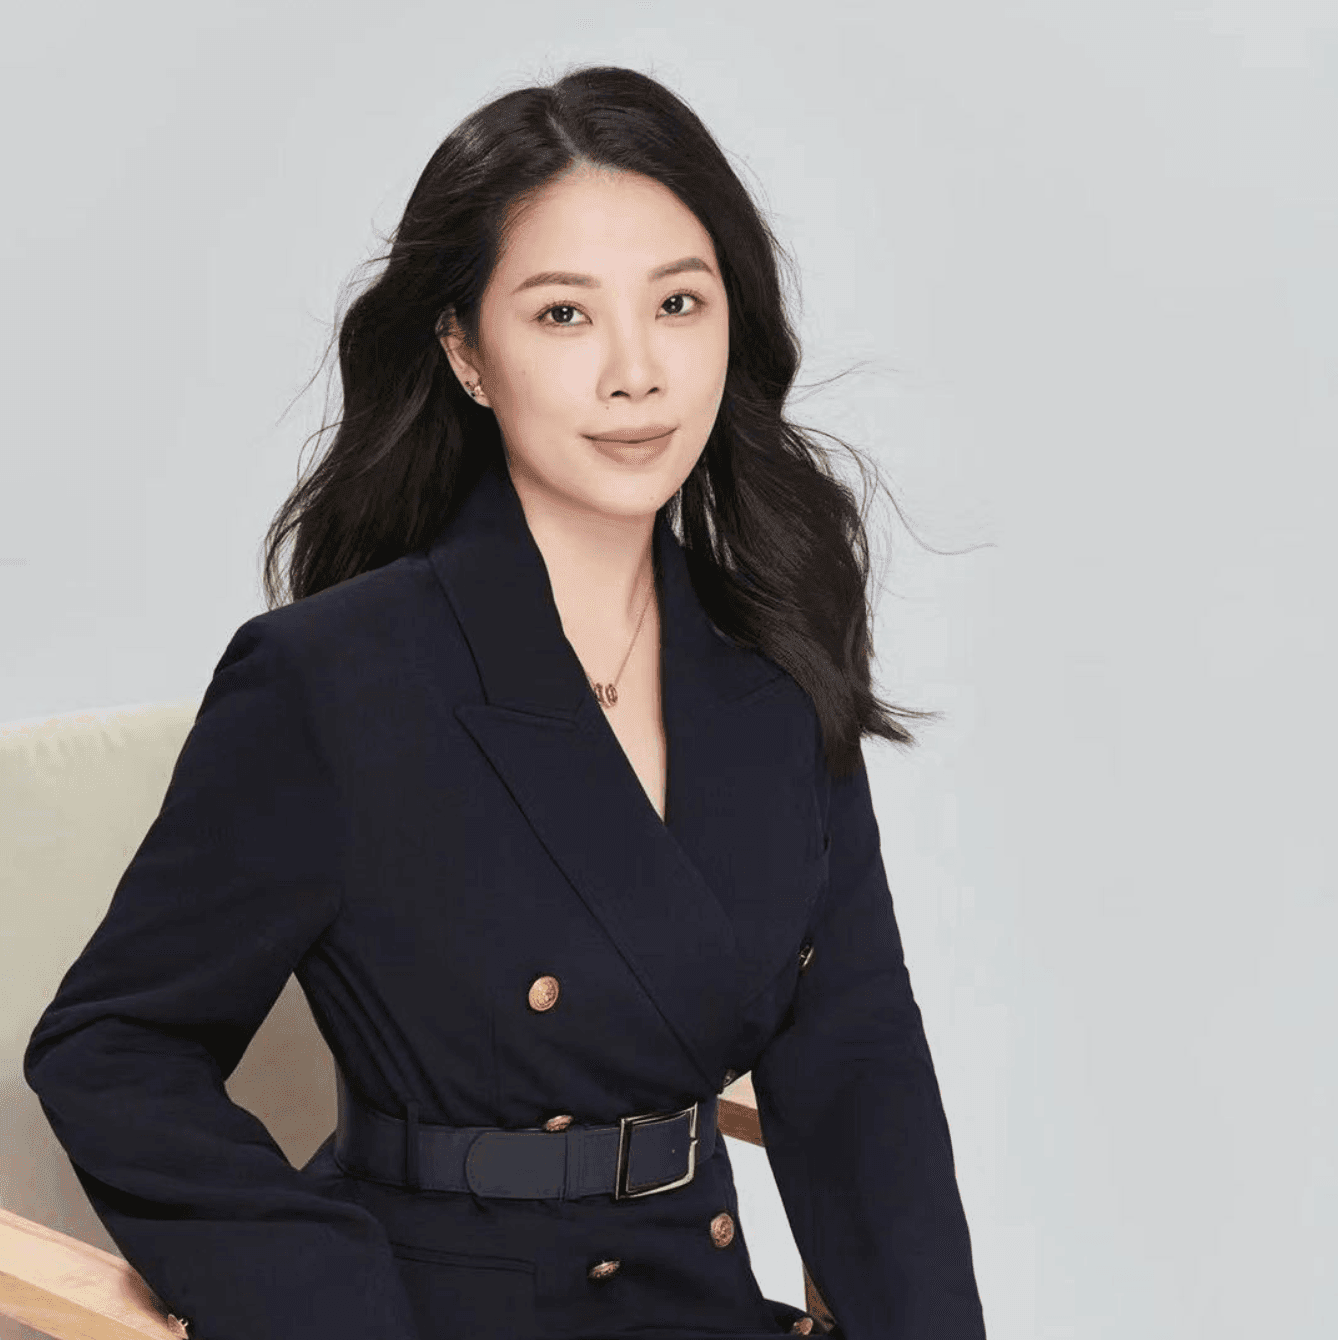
[
  {"x1": 527, "y1": 975, "x2": 560, "y2": 1011},
  {"x1": 791, "y1": 1316, "x2": 814, "y2": 1334},
  {"x1": 798, "y1": 939, "x2": 815, "y2": 973},
  {"x1": 587, "y1": 1258, "x2": 621, "y2": 1280},
  {"x1": 721, "y1": 1068, "x2": 739, "y2": 1089},
  {"x1": 543, "y1": 1113, "x2": 574, "y2": 1131},
  {"x1": 709, "y1": 1211, "x2": 735, "y2": 1247}
]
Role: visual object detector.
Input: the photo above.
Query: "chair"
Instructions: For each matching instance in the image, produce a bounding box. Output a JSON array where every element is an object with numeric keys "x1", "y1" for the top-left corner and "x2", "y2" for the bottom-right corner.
[{"x1": 0, "y1": 703, "x2": 836, "y2": 1340}]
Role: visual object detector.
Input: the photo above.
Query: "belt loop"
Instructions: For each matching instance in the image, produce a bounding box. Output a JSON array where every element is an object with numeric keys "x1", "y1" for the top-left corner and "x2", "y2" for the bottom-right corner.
[{"x1": 404, "y1": 1100, "x2": 420, "y2": 1190}]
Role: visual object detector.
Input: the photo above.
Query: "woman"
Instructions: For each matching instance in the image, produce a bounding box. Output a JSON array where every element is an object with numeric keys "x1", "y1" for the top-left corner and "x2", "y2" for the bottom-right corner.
[{"x1": 24, "y1": 66, "x2": 987, "y2": 1340}]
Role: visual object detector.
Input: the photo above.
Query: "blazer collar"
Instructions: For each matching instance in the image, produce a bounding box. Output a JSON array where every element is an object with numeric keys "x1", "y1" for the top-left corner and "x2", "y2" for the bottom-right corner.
[
  {"x1": 427, "y1": 446, "x2": 780, "y2": 723},
  {"x1": 425, "y1": 449, "x2": 824, "y2": 1095}
]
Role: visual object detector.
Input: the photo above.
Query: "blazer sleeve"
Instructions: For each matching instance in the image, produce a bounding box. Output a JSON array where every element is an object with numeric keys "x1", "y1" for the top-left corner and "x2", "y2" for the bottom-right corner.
[
  {"x1": 23, "y1": 618, "x2": 419, "y2": 1340},
  {"x1": 750, "y1": 743, "x2": 988, "y2": 1340}
]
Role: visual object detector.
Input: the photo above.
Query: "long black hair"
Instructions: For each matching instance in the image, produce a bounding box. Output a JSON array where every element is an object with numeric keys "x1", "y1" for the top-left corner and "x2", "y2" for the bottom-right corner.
[{"x1": 262, "y1": 64, "x2": 937, "y2": 779}]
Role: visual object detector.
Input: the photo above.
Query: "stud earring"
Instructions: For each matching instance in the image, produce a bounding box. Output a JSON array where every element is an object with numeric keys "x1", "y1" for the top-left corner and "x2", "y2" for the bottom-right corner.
[{"x1": 467, "y1": 380, "x2": 484, "y2": 400}]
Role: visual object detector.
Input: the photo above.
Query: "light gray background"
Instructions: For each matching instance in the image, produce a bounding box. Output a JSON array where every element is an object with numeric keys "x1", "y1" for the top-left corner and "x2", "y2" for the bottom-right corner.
[{"x1": 2, "y1": 2, "x2": 1335, "y2": 1337}]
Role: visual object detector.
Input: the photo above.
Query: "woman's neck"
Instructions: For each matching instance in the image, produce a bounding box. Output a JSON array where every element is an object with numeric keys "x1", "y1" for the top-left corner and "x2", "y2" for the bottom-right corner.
[{"x1": 506, "y1": 464, "x2": 658, "y2": 646}]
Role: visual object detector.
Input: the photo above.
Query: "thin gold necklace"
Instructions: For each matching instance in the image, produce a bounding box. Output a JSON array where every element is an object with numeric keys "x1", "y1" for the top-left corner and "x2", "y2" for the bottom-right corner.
[{"x1": 588, "y1": 568, "x2": 655, "y2": 709}]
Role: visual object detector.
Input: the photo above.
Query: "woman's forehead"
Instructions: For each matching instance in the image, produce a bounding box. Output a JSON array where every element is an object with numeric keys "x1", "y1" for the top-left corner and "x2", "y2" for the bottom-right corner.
[{"x1": 494, "y1": 169, "x2": 715, "y2": 286}]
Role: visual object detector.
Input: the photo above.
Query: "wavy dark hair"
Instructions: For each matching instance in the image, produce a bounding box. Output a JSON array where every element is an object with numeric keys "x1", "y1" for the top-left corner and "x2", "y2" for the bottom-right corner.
[{"x1": 262, "y1": 64, "x2": 938, "y2": 780}]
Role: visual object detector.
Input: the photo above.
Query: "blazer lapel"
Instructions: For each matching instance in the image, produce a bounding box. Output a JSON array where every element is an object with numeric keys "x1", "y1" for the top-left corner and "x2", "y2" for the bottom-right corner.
[{"x1": 428, "y1": 451, "x2": 827, "y2": 1093}]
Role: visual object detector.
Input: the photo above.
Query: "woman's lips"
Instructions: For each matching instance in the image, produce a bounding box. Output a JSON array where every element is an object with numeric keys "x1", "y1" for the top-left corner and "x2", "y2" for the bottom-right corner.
[{"x1": 583, "y1": 424, "x2": 677, "y2": 445}]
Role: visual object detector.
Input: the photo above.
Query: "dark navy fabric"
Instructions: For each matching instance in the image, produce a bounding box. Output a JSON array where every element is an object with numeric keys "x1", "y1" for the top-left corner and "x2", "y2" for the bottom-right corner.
[{"x1": 24, "y1": 448, "x2": 987, "y2": 1340}]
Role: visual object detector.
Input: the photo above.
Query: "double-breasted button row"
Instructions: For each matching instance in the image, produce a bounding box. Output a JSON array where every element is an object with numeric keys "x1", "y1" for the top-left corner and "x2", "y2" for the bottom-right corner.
[
  {"x1": 527, "y1": 974, "x2": 560, "y2": 1011},
  {"x1": 588, "y1": 1210, "x2": 736, "y2": 1285},
  {"x1": 797, "y1": 937, "x2": 815, "y2": 973},
  {"x1": 531, "y1": 974, "x2": 736, "y2": 1283}
]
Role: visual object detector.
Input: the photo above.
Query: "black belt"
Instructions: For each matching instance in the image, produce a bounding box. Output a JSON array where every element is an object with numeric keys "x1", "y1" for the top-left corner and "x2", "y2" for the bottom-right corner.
[{"x1": 333, "y1": 1070, "x2": 719, "y2": 1201}]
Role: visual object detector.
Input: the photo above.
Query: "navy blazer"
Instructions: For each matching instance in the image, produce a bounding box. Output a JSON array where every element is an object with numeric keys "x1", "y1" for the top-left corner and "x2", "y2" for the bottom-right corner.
[{"x1": 24, "y1": 450, "x2": 987, "y2": 1340}]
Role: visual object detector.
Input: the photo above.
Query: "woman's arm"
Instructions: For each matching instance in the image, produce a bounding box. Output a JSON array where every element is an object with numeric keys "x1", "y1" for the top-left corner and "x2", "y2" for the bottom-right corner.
[
  {"x1": 751, "y1": 739, "x2": 988, "y2": 1340},
  {"x1": 23, "y1": 619, "x2": 418, "y2": 1340}
]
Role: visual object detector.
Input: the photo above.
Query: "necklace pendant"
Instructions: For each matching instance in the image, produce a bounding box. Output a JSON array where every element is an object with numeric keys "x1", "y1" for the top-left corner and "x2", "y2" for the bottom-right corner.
[{"x1": 584, "y1": 567, "x2": 652, "y2": 715}]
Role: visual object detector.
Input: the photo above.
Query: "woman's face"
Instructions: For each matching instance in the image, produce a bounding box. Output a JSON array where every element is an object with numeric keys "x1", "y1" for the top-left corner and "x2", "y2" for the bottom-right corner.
[{"x1": 440, "y1": 164, "x2": 730, "y2": 523}]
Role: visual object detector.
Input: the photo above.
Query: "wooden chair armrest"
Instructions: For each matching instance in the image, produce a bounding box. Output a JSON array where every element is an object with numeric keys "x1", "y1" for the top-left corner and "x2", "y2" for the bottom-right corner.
[
  {"x1": 0, "y1": 1206, "x2": 185, "y2": 1340},
  {"x1": 718, "y1": 1070, "x2": 762, "y2": 1145}
]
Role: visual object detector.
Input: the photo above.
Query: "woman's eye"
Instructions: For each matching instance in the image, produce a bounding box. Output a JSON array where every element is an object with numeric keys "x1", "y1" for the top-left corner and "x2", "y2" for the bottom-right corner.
[
  {"x1": 542, "y1": 304, "x2": 586, "y2": 327},
  {"x1": 661, "y1": 292, "x2": 699, "y2": 316}
]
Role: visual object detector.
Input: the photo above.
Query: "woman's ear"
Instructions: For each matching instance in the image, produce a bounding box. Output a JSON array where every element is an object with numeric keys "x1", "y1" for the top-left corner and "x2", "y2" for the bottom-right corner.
[{"x1": 435, "y1": 310, "x2": 487, "y2": 403}]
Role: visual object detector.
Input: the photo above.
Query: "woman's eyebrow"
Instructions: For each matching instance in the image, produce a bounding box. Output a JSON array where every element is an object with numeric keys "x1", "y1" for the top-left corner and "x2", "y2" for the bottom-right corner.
[{"x1": 511, "y1": 255, "x2": 715, "y2": 295}]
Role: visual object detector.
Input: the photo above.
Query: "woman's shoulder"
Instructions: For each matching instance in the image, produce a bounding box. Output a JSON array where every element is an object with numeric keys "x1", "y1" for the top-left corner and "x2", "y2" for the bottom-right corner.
[{"x1": 221, "y1": 550, "x2": 462, "y2": 678}]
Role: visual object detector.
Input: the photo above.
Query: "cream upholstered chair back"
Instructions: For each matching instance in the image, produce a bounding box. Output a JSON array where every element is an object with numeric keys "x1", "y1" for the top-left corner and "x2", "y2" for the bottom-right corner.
[{"x1": 0, "y1": 701, "x2": 342, "y2": 1340}]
